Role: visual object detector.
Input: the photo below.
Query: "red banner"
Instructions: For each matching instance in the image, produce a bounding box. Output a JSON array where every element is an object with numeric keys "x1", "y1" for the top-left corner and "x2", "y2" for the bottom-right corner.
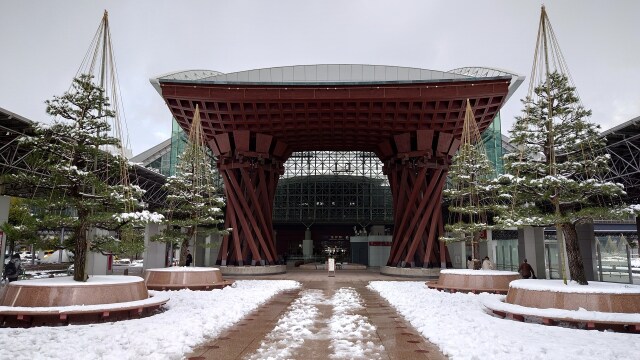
[{"x1": 369, "y1": 241, "x2": 392, "y2": 246}]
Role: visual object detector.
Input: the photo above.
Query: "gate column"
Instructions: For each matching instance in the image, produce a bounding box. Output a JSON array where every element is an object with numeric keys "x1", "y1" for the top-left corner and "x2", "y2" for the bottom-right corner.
[
  {"x1": 209, "y1": 131, "x2": 289, "y2": 266},
  {"x1": 380, "y1": 130, "x2": 460, "y2": 267}
]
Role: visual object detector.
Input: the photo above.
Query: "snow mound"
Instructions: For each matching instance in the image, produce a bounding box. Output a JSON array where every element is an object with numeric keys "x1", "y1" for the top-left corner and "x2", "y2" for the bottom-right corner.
[
  {"x1": 510, "y1": 279, "x2": 640, "y2": 294},
  {"x1": 0, "y1": 280, "x2": 300, "y2": 360},
  {"x1": 483, "y1": 296, "x2": 640, "y2": 323},
  {"x1": 440, "y1": 269, "x2": 520, "y2": 276},
  {"x1": 369, "y1": 281, "x2": 640, "y2": 360},
  {"x1": 12, "y1": 275, "x2": 142, "y2": 286},
  {"x1": 0, "y1": 293, "x2": 169, "y2": 313},
  {"x1": 146, "y1": 267, "x2": 220, "y2": 272}
]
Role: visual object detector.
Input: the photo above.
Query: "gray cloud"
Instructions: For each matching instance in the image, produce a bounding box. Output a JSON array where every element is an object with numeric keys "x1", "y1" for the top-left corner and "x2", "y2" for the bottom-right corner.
[{"x1": 1, "y1": 0, "x2": 638, "y2": 155}]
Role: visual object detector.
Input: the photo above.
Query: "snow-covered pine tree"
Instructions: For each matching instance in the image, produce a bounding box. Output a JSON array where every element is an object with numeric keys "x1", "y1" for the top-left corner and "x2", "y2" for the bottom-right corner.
[
  {"x1": 441, "y1": 100, "x2": 505, "y2": 265},
  {"x1": 12, "y1": 74, "x2": 157, "y2": 281},
  {"x1": 498, "y1": 72, "x2": 625, "y2": 284},
  {"x1": 0, "y1": 198, "x2": 42, "y2": 256},
  {"x1": 153, "y1": 104, "x2": 227, "y2": 266}
]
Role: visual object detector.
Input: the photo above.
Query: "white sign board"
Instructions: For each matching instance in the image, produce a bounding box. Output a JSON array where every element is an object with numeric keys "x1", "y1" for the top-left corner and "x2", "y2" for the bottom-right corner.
[{"x1": 328, "y1": 258, "x2": 335, "y2": 277}]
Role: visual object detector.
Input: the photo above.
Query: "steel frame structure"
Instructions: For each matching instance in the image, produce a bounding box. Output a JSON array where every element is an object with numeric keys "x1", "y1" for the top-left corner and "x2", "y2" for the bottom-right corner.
[
  {"x1": 602, "y1": 116, "x2": 640, "y2": 203},
  {"x1": 0, "y1": 107, "x2": 168, "y2": 209},
  {"x1": 156, "y1": 67, "x2": 511, "y2": 267},
  {"x1": 0, "y1": 108, "x2": 43, "y2": 180},
  {"x1": 274, "y1": 151, "x2": 391, "y2": 224}
]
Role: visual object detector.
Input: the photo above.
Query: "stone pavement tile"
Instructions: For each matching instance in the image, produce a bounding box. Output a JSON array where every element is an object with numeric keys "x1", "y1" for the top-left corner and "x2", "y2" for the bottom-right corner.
[{"x1": 195, "y1": 338, "x2": 247, "y2": 360}]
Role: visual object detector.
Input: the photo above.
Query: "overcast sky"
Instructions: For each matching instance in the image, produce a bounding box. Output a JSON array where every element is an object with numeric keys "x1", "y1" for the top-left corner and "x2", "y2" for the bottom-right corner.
[{"x1": 1, "y1": 0, "x2": 638, "y2": 156}]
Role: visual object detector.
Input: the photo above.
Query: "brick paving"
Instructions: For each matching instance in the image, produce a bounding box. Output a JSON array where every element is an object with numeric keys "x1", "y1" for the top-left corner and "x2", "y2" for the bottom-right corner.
[{"x1": 185, "y1": 269, "x2": 447, "y2": 360}]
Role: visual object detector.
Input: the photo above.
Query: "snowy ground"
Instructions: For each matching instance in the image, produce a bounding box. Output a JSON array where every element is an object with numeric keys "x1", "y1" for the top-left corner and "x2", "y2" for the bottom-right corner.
[
  {"x1": 3, "y1": 279, "x2": 638, "y2": 360},
  {"x1": 369, "y1": 281, "x2": 640, "y2": 360},
  {"x1": 247, "y1": 286, "x2": 384, "y2": 360},
  {"x1": 0, "y1": 280, "x2": 299, "y2": 360}
]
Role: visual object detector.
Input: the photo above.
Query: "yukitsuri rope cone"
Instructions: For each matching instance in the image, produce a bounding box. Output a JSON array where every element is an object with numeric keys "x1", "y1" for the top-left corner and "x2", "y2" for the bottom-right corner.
[
  {"x1": 144, "y1": 104, "x2": 232, "y2": 291},
  {"x1": 427, "y1": 100, "x2": 519, "y2": 294},
  {"x1": 0, "y1": 11, "x2": 169, "y2": 327},
  {"x1": 485, "y1": 6, "x2": 640, "y2": 332}
]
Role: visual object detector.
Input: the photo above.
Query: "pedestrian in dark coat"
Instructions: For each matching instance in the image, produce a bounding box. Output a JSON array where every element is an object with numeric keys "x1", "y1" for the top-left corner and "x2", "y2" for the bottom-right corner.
[
  {"x1": 185, "y1": 250, "x2": 193, "y2": 267},
  {"x1": 3, "y1": 253, "x2": 22, "y2": 282},
  {"x1": 518, "y1": 259, "x2": 536, "y2": 279}
]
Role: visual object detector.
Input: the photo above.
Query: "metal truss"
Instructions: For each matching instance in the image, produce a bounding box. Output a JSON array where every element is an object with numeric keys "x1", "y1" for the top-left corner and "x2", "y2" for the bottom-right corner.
[
  {"x1": 0, "y1": 108, "x2": 169, "y2": 208},
  {"x1": 0, "y1": 114, "x2": 46, "y2": 180},
  {"x1": 602, "y1": 117, "x2": 640, "y2": 203},
  {"x1": 128, "y1": 165, "x2": 168, "y2": 209},
  {"x1": 604, "y1": 134, "x2": 640, "y2": 202},
  {"x1": 273, "y1": 151, "x2": 392, "y2": 224}
]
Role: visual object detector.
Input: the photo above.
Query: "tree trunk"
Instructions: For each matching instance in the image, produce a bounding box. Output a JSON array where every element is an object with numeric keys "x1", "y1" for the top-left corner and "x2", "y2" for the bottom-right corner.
[
  {"x1": 73, "y1": 216, "x2": 89, "y2": 282},
  {"x1": 8, "y1": 240, "x2": 15, "y2": 258},
  {"x1": 178, "y1": 227, "x2": 195, "y2": 266},
  {"x1": 472, "y1": 232, "x2": 481, "y2": 261},
  {"x1": 562, "y1": 223, "x2": 588, "y2": 285}
]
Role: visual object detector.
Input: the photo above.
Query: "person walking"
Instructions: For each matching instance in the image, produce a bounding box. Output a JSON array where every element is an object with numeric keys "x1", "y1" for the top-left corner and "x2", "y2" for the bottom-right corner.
[
  {"x1": 185, "y1": 250, "x2": 193, "y2": 267},
  {"x1": 518, "y1": 259, "x2": 536, "y2": 279},
  {"x1": 3, "y1": 253, "x2": 22, "y2": 282}
]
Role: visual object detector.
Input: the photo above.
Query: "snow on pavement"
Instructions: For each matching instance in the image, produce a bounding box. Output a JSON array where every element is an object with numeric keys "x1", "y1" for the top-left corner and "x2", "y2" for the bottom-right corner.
[
  {"x1": 328, "y1": 288, "x2": 384, "y2": 360},
  {"x1": 0, "y1": 280, "x2": 299, "y2": 360},
  {"x1": 369, "y1": 281, "x2": 640, "y2": 360},
  {"x1": 248, "y1": 289, "x2": 325, "y2": 360},
  {"x1": 246, "y1": 286, "x2": 383, "y2": 360}
]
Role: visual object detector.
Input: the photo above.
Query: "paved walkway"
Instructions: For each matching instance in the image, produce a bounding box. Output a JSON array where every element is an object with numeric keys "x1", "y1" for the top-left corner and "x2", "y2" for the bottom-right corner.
[{"x1": 185, "y1": 269, "x2": 447, "y2": 360}]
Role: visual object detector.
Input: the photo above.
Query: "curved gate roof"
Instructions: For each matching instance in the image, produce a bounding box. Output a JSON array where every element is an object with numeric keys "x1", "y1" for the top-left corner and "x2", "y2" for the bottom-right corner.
[{"x1": 151, "y1": 65, "x2": 522, "y2": 158}]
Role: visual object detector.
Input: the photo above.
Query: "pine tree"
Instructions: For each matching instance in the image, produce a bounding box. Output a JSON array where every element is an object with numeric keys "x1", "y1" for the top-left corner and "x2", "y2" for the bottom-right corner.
[
  {"x1": 498, "y1": 72, "x2": 625, "y2": 284},
  {"x1": 0, "y1": 198, "x2": 42, "y2": 256},
  {"x1": 12, "y1": 74, "x2": 158, "y2": 281},
  {"x1": 441, "y1": 101, "x2": 506, "y2": 265},
  {"x1": 153, "y1": 105, "x2": 227, "y2": 266},
  {"x1": 442, "y1": 141, "x2": 505, "y2": 263}
]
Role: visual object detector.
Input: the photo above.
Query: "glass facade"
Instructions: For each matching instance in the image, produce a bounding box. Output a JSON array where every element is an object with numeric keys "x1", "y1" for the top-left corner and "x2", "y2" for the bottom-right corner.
[
  {"x1": 493, "y1": 230, "x2": 519, "y2": 271},
  {"x1": 138, "y1": 120, "x2": 187, "y2": 177},
  {"x1": 274, "y1": 151, "x2": 392, "y2": 223},
  {"x1": 482, "y1": 112, "x2": 505, "y2": 176},
  {"x1": 169, "y1": 119, "x2": 188, "y2": 176},
  {"x1": 147, "y1": 152, "x2": 172, "y2": 177},
  {"x1": 544, "y1": 230, "x2": 637, "y2": 283},
  {"x1": 595, "y1": 234, "x2": 635, "y2": 284}
]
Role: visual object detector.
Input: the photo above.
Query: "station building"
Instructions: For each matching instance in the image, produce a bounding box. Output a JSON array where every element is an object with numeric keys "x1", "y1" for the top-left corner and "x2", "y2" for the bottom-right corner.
[{"x1": 136, "y1": 64, "x2": 524, "y2": 269}]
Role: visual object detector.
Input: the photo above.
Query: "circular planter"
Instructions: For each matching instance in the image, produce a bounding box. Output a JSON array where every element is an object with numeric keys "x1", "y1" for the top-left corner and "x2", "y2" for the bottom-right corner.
[
  {"x1": 380, "y1": 266, "x2": 441, "y2": 278},
  {"x1": 144, "y1": 267, "x2": 234, "y2": 290},
  {"x1": 1, "y1": 276, "x2": 149, "y2": 307},
  {"x1": 484, "y1": 280, "x2": 640, "y2": 332},
  {"x1": 427, "y1": 269, "x2": 520, "y2": 294},
  {"x1": 214, "y1": 265, "x2": 286, "y2": 276},
  {"x1": 506, "y1": 279, "x2": 640, "y2": 313},
  {"x1": 0, "y1": 276, "x2": 168, "y2": 327}
]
